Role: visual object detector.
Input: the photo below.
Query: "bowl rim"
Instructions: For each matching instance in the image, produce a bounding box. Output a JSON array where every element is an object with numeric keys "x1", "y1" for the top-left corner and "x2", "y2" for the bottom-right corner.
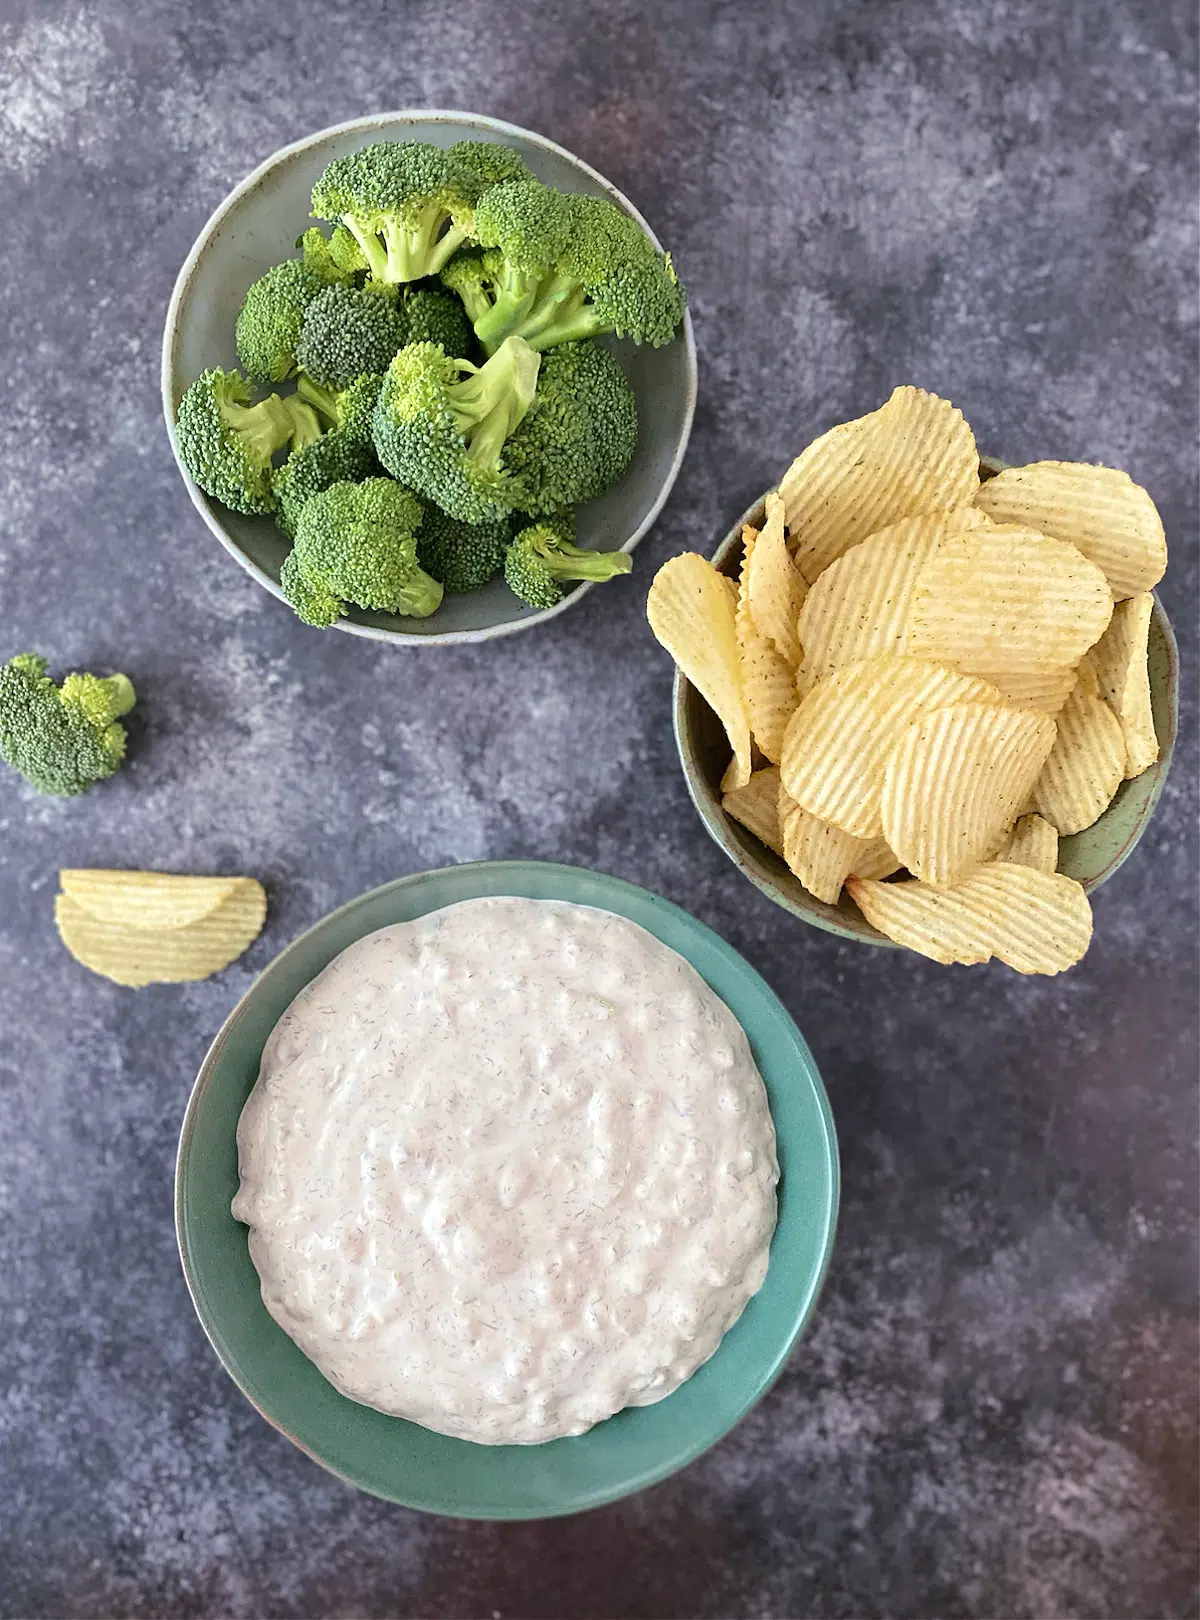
[
  {"x1": 160, "y1": 109, "x2": 697, "y2": 648},
  {"x1": 674, "y1": 470, "x2": 1180, "y2": 946},
  {"x1": 175, "y1": 859, "x2": 840, "y2": 1517}
]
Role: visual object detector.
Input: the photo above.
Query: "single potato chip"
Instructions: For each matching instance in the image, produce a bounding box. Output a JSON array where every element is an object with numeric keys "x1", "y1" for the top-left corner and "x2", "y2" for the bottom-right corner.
[
  {"x1": 849, "y1": 838, "x2": 902, "y2": 881},
  {"x1": 881, "y1": 701, "x2": 1057, "y2": 888},
  {"x1": 722, "y1": 766, "x2": 786, "y2": 858},
  {"x1": 780, "y1": 655, "x2": 1004, "y2": 838},
  {"x1": 746, "y1": 492, "x2": 805, "y2": 666},
  {"x1": 975, "y1": 461, "x2": 1166, "y2": 600},
  {"x1": 55, "y1": 881, "x2": 267, "y2": 988},
  {"x1": 1034, "y1": 686, "x2": 1126, "y2": 835},
  {"x1": 796, "y1": 509, "x2": 974, "y2": 688},
  {"x1": 782, "y1": 804, "x2": 863, "y2": 905},
  {"x1": 58, "y1": 869, "x2": 243, "y2": 930},
  {"x1": 997, "y1": 813, "x2": 1059, "y2": 874},
  {"x1": 780, "y1": 387, "x2": 979, "y2": 585},
  {"x1": 847, "y1": 864, "x2": 1092, "y2": 975},
  {"x1": 736, "y1": 528, "x2": 798, "y2": 761},
  {"x1": 984, "y1": 664, "x2": 1079, "y2": 715},
  {"x1": 905, "y1": 525, "x2": 1114, "y2": 678},
  {"x1": 649, "y1": 553, "x2": 752, "y2": 789},
  {"x1": 1085, "y1": 592, "x2": 1158, "y2": 777}
]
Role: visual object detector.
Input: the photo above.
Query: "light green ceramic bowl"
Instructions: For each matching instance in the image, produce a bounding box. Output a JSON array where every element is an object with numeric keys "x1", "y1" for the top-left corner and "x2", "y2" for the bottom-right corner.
[
  {"x1": 161, "y1": 111, "x2": 697, "y2": 646},
  {"x1": 176, "y1": 861, "x2": 838, "y2": 1518},
  {"x1": 675, "y1": 461, "x2": 1179, "y2": 946}
]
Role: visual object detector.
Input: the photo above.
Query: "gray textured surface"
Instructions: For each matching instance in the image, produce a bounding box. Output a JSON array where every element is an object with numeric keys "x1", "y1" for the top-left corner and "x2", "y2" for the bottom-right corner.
[{"x1": 0, "y1": 1, "x2": 1196, "y2": 1615}]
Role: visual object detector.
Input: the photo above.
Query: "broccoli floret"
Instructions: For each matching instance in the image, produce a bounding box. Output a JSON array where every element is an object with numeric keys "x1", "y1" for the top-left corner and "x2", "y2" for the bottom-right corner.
[
  {"x1": 504, "y1": 340, "x2": 638, "y2": 514},
  {"x1": 440, "y1": 248, "x2": 496, "y2": 331},
  {"x1": 372, "y1": 335, "x2": 540, "y2": 523},
  {"x1": 504, "y1": 518, "x2": 631, "y2": 610},
  {"x1": 175, "y1": 368, "x2": 320, "y2": 514},
  {"x1": 272, "y1": 373, "x2": 386, "y2": 537},
  {"x1": 295, "y1": 284, "x2": 407, "y2": 390},
  {"x1": 0, "y1": 654, "x2": 136, "y2": 797},
  {"x1": 329, "y1": 371, "x2": 385, "y2": 446},
  {"x1": 402, "y1": 287, "x2": 474, "y2": 358},
  {"x1": 446, "y1": 140, "x2": 536, "y2": 187},
  {"x1": 281, "y1": 478, "x2": 443, "y2": 626},
  {"x1": 416, "y1": 506, "x2": 511, "y2": 594},
  {"x1": 461, "y1": 181, "x2": 685, "y2": 354},
  {"x1": 235, "y1": 259, "x2": 327, "y2": 383},
  {"x1": 310, "y1": 141, "x2": 482, "y2": 287},
  {"x1": 295, "y1": 226, "x2": 357, "y2": 287}
]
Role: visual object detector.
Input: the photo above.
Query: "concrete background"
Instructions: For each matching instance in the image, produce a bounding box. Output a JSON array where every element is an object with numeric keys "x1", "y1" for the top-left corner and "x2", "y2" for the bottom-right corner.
[{"x1": 0, "y1": 1, "x2": 1195, "y2": 1615}]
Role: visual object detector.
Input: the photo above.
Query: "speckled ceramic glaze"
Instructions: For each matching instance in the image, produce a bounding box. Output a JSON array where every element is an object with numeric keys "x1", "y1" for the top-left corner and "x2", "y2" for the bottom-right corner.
[
  {"x1": 161, "y1": 111, "x2": 697, "y2": 646},
  {"x1": 675, "y1": 461, "x2": 1179, "y2": 946},
  {"x1": 175, "y1": 862, "x2": 838, "y2": 1517}
]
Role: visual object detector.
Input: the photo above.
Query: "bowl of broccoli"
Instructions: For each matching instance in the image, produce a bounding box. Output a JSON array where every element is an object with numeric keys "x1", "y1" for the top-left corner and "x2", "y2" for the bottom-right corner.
[{"x1": 162, "y1": 111, "x2": 697, "y2": 645}]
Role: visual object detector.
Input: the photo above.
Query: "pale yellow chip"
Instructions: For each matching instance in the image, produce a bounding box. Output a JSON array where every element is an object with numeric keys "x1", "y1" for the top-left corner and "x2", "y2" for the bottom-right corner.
[
  {"x1": 881, "y1": 702, "x2": 1057, "y2": 888},
  {"x1": 847, "y1": 864, "x2": 1092, "y2": 975},
  {"x1": 649, "y1": 553, "x2": 752, "y2": 789},
  {"x1": 780, "y1": 655, "x2": 1004, "y2": 838},
  {"x1": 780, "y1": 387, "x2": 979, "y2": 585},
  {"x1": 849, "y1": 837, "x2": 902, "y2": 881},
  {"x1": 1085, "y1": 592, "x2": 1158, "y2": 778},
  {"x1": 58, "y1": 869, "x2": 245, "y2": 930},
  {"x1": 1074, "y1": 655, "x2": 1100, "y2": 696},
  {"x1": 997, "y1": 813, "x2": 1059, "y2": 874},
  {"x1": 782, "y1": 804, "x2": 864, "y2": 904},
  {"x1": 795, "y1": 509, "x2": 974, "y2": 689},
  {"x1": 1034, "y1": 686, "x2": 1126, "y2": 835},
  {"x1": 55, "y1": 882, "x2": 267, "y2": 988},
  {"x1": 722, "y1": 766, "x2": 785, "y2": 858},
  {"x1": 975, "y1": 461, "x2": 1166, "y2": 600},
  {"x1": 905, "y1": 525, "x2": 1114, "y2": 678},
  {"x1": 746, "y1": 492, "x2": 805, "y2": 666},
  {"x1": 984, "y1": 664, "x2": 1079, "y2": 715},
  {"x1": 736, "y1": 529, "x2": 797, "y2": 761}
]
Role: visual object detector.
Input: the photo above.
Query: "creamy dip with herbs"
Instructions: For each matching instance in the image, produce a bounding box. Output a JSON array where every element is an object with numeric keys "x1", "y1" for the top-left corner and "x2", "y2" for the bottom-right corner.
[{"x1": 232, "y1": 897, "x2": 778, "y2": 1445}]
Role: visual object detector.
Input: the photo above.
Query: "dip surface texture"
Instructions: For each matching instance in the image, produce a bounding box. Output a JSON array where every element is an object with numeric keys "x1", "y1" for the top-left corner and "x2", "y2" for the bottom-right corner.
[{"x1": 232, "y1": 897, "x2": 779, "y2": 1444}]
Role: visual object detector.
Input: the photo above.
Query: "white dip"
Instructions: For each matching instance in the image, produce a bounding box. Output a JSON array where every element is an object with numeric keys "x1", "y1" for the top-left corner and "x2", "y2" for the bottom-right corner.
[{"x1": 232, "y1": 896, "x2": 778, "y2": 1444}]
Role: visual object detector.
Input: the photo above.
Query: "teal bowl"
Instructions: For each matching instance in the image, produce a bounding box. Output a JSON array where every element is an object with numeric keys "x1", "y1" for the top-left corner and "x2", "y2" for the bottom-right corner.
[
  {"x1": 175, "y1": 861, "x2": 838, "y2": 1518},
  {"x1": 161, "y1": 110, "x2": 697, "y2": 646},
  {"x1": 675, "y1": 460, "x2": 1179, "y2": 947}
]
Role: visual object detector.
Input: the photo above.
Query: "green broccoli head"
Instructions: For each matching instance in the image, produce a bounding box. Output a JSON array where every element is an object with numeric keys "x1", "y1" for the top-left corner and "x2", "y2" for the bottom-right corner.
[
  {"x1": 272, "y1": 430, "x2": 379, "y2": 539},
  {"x1": 416, "y1": 505, "x2": 512, "y2": 595},
  {"x1": 504, "y1": 340, "x2": 638, "y2": 514},
  {"x1": 402, "y1": 287, "x2": 474, "y2": 358},
  {"x1": 0, "y1": 654, "x2": 136, "y2": 797},
  {"x1": 310, "y1": 141, "x2": 482, "y2": 287},
  {"x1": 504, "y1": 518, "x2": 631, "y2": 611},
  {"x1": 371, "y1": 335, "x2": 540, "y2": 524},
  {"x1": 175, "y1": 368, "x2": 319, "y2": 514},
  {"x1": 281, "y1": 478, "x2": 443, "y2": 626},
  {"x1": 466, "y1": 181, "x2": 685, "y2": 354},
  {"x1": 235, "y1": 259, "x2": 326, "y2": 383},
  {"x1": 295, "y1": 284, "x2": 407, "y2": 390},
  {"x1": 440, "y1": 248, "x2": 497, "y2": 330},
  {"x1": 296, "y1": 226, "x2": 358, "y2": 287},
  {"x1": 445, "y1": 140, "x2": 536, "y2": 188}
]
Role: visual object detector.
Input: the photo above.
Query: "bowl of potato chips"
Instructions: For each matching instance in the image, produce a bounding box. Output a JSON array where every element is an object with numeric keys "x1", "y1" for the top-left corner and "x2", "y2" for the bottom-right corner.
[{"x1": 651, "y1": 387, "x2": 1177, "y2": 975}]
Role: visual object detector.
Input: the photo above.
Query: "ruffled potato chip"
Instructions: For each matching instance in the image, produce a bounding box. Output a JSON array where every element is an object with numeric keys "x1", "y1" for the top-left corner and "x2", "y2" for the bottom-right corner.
[
  {"x1": 55, "y1": 880, "x2": 267, "y2": 988},
  {"x1": 1085, "y1": 592, "x2": 1158, "y2": 778},
  {"x1": 881, "y1": 702, "x2": 1057, "y2": 887},
  {"x1": 58, "y1": 869, "x2": 244, "y2": 930},
  {"x1": 1034, "y1": 687, "x2": 1126, "y2": 835},
  {"x1": 722, "y1": 766, "x2": 786, "y2": 858},
  {"x1": 997, "y1": 813, "x2": 1059, "y2": 874},
  {"x1": 649, "y1": 553, "x2": 752, "y2": 789},
  {"x1": 780, "y1": 387, "x2": 978, "y2": 585},
  {"x1": 736, "y1": 528, "x2": 797, "y2": 761},
  {"x1": 849, "y1": 838, "x2": 902, "y2": 881},
  {"x1": 746, "y1": 493, "x2": 805, "y2": 666},
  {"x1": 975, "y1": 461, "x2": 1166, "y2": 600},
  {"x1": 905, "y1": 525, "x2": 1113, "y2": 678},
  {"x1": 984, "y1": 664, "x2": 1079, "y2": 715},
  {"x1": 781, "y1": 804, "x2": 862, "y2": 904},
  {"x1": 780, "y1": 655, "x2": 1004, "y2": 838},
  {"x1": 847, "y1": 863, "x2": 1092, "y2": 974}
]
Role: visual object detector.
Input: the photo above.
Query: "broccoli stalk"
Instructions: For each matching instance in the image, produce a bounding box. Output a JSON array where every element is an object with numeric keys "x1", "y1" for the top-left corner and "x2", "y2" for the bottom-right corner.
[
  {"x1": 504, "y1": 518, "x2": 631, "y2": 611},
  {"x1": 0, "y1": 654, "x2": 136, "y2": 797},
  {"x1": 281, "y1": 478, "x2": 443, "y2": 626}
]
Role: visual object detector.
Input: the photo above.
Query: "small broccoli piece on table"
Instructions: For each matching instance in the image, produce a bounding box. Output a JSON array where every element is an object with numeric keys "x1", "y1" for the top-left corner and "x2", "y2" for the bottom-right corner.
[
  {"x1": 461, "y1": 181, "x2": 686, "y2": 355},
  {"x1": 504, "y1": 517, "x2": 631, "y2": 611},
  {"x1": 416, "y1": 506, "x2": 511, "y2": 595},
  {"x1": 402, "y1": 287, "x2": 474, "y2": 358},
  {"x1": 0, "y1": 654, "x2": 136, "y2": 797},
  {"x1": 235, "y1": 259, "x2": 328, "y2": 383},
  {"x1": 372, "y1": 335, "x2": 540, "y2": 524},
  {"x1": 295, "y1": 284, "x2": 408, "y2": 390},
  {"x1": 504, "y1": 340, "x2": 638, "y2": 514},
  {"x1": 281, "y1": 478, "x2": 443, "y2": 626},
  {"x1": 446, "y1": 140, "x2": 536, "y2": 187},
  {"x1": 175, "y1": 368, "x2": 320, "y2": 514},
  {"x1": 310, "y1": 141, "x2": 482, "y2": 288}
]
